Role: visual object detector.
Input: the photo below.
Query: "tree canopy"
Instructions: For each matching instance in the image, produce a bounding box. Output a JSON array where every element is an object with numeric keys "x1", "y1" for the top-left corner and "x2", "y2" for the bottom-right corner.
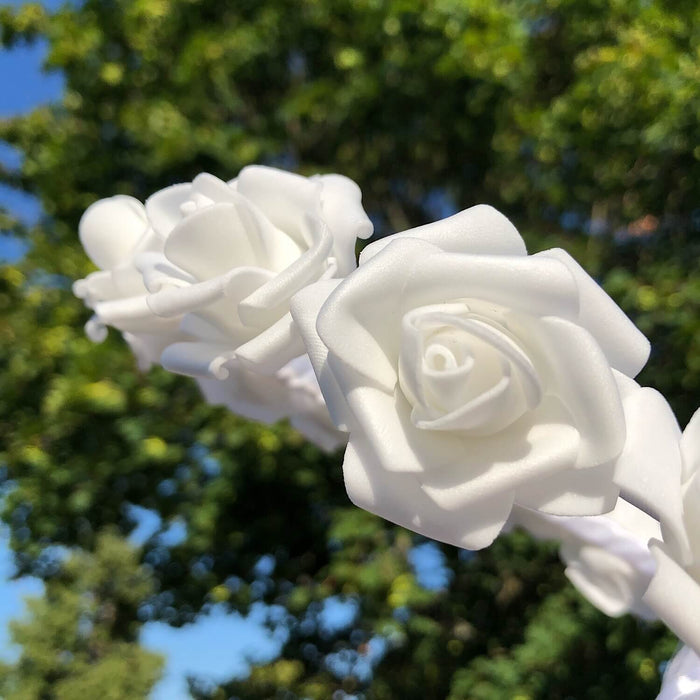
[
  {"x1": 1, "y1": 0, "x2": 698, "y2": 697},
  {"x1": 0, "y1": 531, "x2": 163, "y2": 699}
]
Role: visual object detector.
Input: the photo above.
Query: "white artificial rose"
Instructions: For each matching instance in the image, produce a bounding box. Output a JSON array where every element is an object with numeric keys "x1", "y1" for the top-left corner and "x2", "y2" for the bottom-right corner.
[
  {"x1": 509, "y1": 499, "x2": 660, "y2": 619},
  {"x1": 73, "y1": 165, "x2": 370, "y2": 450},
  {"x1": 133, "y1": 166, "x2": 372, "y2": 379},
  {"x1": 76, "y1": 166, "x2": 372, "y2": 378},
  {"x1": 641, "y1": 408, "x2": 700, "y2": 655},
  {"x1": 291, "y1": 204, "x2": 652, "y2": 549},
  {"x1": 658, "y1": 645, "x2": 700, "y2": 700}
]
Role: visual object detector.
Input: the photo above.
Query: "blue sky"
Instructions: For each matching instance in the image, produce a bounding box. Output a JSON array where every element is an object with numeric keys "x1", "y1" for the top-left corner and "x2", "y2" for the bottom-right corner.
[
  {"x1": 0, "y1": 11, "x2": 452, "y2": 696},
  {"x1": 1, "y1": 1, "x2": 65, "y2": 231},
  {"x1": 0, "y1": 528, "x2": 43, "y2": 664}
]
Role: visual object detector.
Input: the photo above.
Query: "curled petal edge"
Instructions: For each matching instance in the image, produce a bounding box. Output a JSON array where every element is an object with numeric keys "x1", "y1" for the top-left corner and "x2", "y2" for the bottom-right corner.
[{"x1": 643, "y1": 541, "x2": 700, "y2": 657}]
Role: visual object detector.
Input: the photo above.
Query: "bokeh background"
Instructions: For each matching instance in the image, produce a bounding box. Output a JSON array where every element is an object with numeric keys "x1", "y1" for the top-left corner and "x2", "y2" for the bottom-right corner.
[{"x1": 1, "y1": 0, "x2": 699, "y2": 697}]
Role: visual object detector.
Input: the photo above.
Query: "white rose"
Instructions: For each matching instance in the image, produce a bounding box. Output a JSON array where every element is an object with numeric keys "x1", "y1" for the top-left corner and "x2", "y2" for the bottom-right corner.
[
  {"x1": 73, "y1": 166, "x2": 369, "y2": 450},
  {"x1": 640, "y1": 408, "x2": 700, "y2": 655},
  {"x1": 509, "y1": 499, "x2": 660, "y2": 620},
  {"x1": 128, "y1": 166, "x2": 371, "y2": 378},
  {"x1": 658, "y1": 645, "x2": 700, "y2": 700},
  {"x1": 77, "y1": 166, "x2": 371, "y2": 378},
  {"x1": 291, "y1": 204, "x2": 652, "y2": 549}
]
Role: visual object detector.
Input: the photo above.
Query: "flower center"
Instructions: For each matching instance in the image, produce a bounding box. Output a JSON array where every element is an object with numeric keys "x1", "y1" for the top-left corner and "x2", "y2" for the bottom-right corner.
[
  {"x1": 398, "y1": 302, "x2": 542, "y2": 436},
  {"x1": 424, "y1": 343, "x2": 459, "y2": 371}
]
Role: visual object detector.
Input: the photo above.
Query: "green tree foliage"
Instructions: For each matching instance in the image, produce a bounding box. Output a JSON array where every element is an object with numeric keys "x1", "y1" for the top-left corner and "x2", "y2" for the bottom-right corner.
[
  {"x1": 1, "y1": 0, "x2": 698, "y2": 697},
  {"x1": 0, "y1": 531, "x2": 163, "y2": 699}
]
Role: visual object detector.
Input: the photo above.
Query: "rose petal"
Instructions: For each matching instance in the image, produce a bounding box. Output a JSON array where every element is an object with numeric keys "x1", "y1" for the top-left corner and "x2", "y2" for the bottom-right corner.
[
  {"x1": 510, "y1": 499, "x2": 661, "y2": 555},
  {"x1": 519, "y1": 316, "x2": 626, "y2": 467},
  {"x1": 277, "y1": 355, "x2": 346, "y2": 451},
  {"x1": 235, "y1": 312, "x2": 307, "y2": 374},
  {"x1": 290, "y1": 280, "x2": 353, "y2": 431},
  {"x1": 165, "y1": 203, "x2": 264, "y2": 279},
  {"x1": 681, "y1": 408, "x2": 700, "y2": 482},
  {"x1": 107, "y1": 227, "x2": 165, "y2": 298},
  {"x1": 644, "y1": 541, "x2": 700, "y2": 656},
  {"x1": 536, "y1": 248, "x2": 650, "y2": 377},
  {"x1": 122, "y1": 331, "x2": 180, "y2": 371},
  {"x1": 515, "y1": 460, "x2": 618, "y2": 515},
  {"x1": 564, "y1": 546, "x2": 648, "y2": 618},
  {"x1": 184, "y1": 174, "x2": 304, "y2": 273},
  {"x1": 317, "y1": 173, "x2": 373, "y2": 276},
  {"x1": 190, "y1": 172, "x2": 237, "y2": 203},
  {"x1": 611, "y1": 497, "x2": 664, "y2": 546},
  {"x1": 196, "y1": 372, "x2": 290, "y2": 424},
  {"x1": 142, "y1": 266, "x2": 273, "y2": 349},
  {"x1": 73, "y1": 270, "x2": 118, "y2": 305},
  {"x1": 145, "y1": 183, "x2": 192, "y2": 238},
  {"x1": 153, "y1": 266, "x2": 272, "y2": 347},
  {"x1": 290, "y1": 413, "x2": 347, "y2": 453},
  {"x1": 343, "y1": 436, "x2": 514, "y2": 550},
  {"x1": 183, "y1": 300, "x2": 254, "y2": 347},
  {"x1": 359, "y1": 204, "x2": 526, "y2": 264},
  {"x1": 238, "y1": 213, "x2": 333, "y2": 327},
  {"x1": 109, "y1": 263, "x2": 152, "y2": 299},
  {"x1": 682, "y1": 473, "x2": 700, "y2": 576},
  {"x1": 135, "y1": 251, "x2": 197, "y2": 293},
  {"x1": 420, "y1": 397, "x2": 581, "y2": 509},
  {"x1": 85, "y1": 316, "x2": 108, "y2": 342},
  {"x1": 232, "y1": 194, "x2": 303, "y2": 273},
  {"x1": 178, "y1": 312, "x2": 229, "y2": 343},
  {"x1": 346, "y1": 384, "x2": 467, "y2": 474},
  {"x1": 414, "y1": 375, "x2": 522, "y2": 433},
  {"x1": 161, "y1": 341, "x2": 239, "y2": 380},
  {"x1": 612, "y1": 384, "x2": 691, "y2": 564},
  {"x1": 346, "y1": 383, "x2": 580, "y2": 506},
  {"x1": 658, "y1": 645, "x2": 700, "y2": 700},
  {"x1": 318, "y1": 238, "x2": 432, "y2": 391},
  {"x1": 509, "y1": 501, "x2": 659, "y2": 619},
  {"x1": 79, "y1": 195, "x2": 148, "y2": 270},
  {"x1": 237, "y1": 165, "x2": 322, "y2": 248},
  {"x1": 93, "y1": 295, "x2": 180, "y2": 335}
]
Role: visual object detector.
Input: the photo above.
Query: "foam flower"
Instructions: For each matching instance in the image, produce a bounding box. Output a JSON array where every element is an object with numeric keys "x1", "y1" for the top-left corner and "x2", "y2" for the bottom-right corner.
[
  {"x1": 510, "y1": 499, "x2": 660, "y2": 619},
  {"x1": 73, "y1": 166, "x2": 370, "y2": 450},
  {"x1": 292, "y1": 204, "x2": 652, "y2": 549},
  {"x1": 137, "y1": 167, "x2": 372, "y2": 379}
]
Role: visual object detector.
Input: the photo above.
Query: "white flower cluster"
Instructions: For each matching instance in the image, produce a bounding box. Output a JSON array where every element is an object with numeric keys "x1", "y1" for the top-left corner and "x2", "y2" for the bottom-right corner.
[
  {"x1": 74, "y1": 166, "x2": 373, "y2": 451},
  {"x1": 74, "y1": 165, "x2": 700, "y2": 696}
]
